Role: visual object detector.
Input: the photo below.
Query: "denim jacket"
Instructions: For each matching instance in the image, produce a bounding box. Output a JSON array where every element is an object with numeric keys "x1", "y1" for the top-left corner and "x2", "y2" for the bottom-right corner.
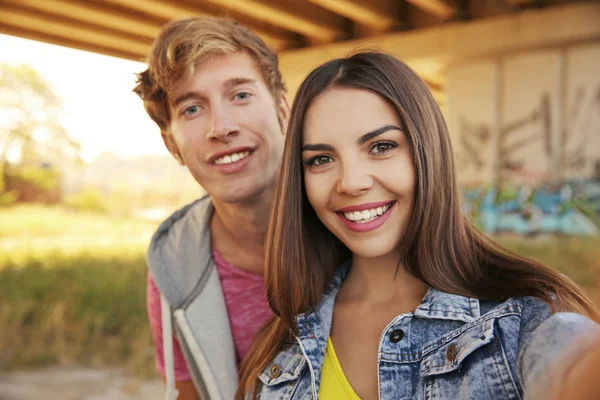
[{"x1": 256, "y1": 263, "x2": 600, "y2": 399}]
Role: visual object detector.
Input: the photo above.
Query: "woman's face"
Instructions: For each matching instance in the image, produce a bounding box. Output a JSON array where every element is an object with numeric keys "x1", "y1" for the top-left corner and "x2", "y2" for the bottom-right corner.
[{"x1": 302, "y1": 87, "x2": 416, "y2": 261}]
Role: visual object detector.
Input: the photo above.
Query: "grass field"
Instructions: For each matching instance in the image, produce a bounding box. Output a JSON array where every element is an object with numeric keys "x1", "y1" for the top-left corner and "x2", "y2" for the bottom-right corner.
[
  {"x1": 0, "y1": 206, "x2": 158, "y2": 377},
  {"x1": 0, "y1": 205, "x2": 598, "y2": 377}
]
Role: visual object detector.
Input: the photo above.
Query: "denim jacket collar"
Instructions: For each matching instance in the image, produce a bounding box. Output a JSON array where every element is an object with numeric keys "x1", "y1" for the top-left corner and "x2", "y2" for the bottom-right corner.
[
  {"x1": 296, "y1": 261, "x2": 481, "y2": 335},
  {"x1": 293, "y1": 261, "x2": 481, "y2": 396},
  {"x1": 414, "y1": 287, "x2": 481, "y2": 323}
]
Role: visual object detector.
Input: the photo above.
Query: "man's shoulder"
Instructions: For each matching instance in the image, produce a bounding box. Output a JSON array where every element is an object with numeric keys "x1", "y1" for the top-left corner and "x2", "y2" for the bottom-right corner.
[
  {"x1": 146, "y1": 194, "x2": 215, "y2": 308},
  {"x1": 152, "y1": 194, "x2": 212, "y2": 240}
]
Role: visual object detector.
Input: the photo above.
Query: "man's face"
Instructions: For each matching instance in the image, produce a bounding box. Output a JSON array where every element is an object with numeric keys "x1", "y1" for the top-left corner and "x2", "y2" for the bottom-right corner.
[{"x1": 164, "y1": 52, "x2": 287, "y2": 204}]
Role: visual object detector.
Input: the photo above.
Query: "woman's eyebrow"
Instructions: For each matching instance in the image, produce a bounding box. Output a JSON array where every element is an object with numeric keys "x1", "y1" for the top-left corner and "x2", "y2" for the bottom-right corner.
[
  {"x1": 302, "y1": 143, "x2": 334, "y2": 152},
  {"x1": 357, "y1": 125, "x2": 402, "y2": 145},
  {"x1": 301, "y1": 125, "x2": 402, "y2": 152}
]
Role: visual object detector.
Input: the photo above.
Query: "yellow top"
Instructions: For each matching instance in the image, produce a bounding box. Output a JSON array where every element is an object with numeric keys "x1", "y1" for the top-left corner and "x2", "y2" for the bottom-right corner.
[{"x1": 319, "y1": 337, "x2": 362, "y2": 400}]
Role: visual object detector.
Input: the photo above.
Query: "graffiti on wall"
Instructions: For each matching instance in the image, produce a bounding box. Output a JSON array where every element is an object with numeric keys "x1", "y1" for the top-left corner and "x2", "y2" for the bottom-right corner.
[
  {"x1": 462, "y1": 180, "x2": 600, "y2": 236},
  {"x1": 564, "y1": 85, "x2": 600, "y2": 176},
  {"x1": 500, "y1": 93, "x2": 552, "y2": 182},
  {"x1": 456, "y1": 84, "x2": 600, "y2": 185},
  {"x1": 456, "y1": 92, "x2": 555, "y2": 185},
  {"x1": 456, "y1": 117, "x2": 491, "y2": 173}
]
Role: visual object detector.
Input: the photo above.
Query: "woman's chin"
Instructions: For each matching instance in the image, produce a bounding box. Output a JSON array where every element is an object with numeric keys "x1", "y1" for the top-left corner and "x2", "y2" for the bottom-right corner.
[{"x1": 346, "y1": 242, "x2": 398, "y2": 261}]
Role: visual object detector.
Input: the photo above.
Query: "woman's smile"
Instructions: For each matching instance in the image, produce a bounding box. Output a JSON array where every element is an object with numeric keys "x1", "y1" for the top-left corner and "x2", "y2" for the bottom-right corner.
[{"x1": 335, "y1": 201, "x2": 397, "y2": 232}]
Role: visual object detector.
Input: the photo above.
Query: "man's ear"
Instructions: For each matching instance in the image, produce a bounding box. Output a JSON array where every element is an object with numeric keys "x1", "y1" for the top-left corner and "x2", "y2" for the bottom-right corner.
[
  {"x1": 161, "y1": 131, "x2": 185, "y2": 166},
  {"x1": 277, "y1": 94, "x2": 291, "y2": 135}
]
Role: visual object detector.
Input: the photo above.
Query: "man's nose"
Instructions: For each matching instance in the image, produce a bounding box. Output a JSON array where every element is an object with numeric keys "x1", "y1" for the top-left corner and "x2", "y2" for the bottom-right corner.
[{"x1": 207, "y1": 105, "x2": 240, "y2": 142}]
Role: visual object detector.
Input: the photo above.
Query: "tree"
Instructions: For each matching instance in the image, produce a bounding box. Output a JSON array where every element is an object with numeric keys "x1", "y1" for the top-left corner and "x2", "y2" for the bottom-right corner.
[{"x1": 0, "y1": 63, "x2": 80, "y2": 202}]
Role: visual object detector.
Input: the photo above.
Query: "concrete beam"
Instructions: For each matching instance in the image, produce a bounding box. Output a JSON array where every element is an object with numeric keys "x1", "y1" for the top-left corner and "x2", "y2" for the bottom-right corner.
[
  {"x1": 278, "y1": 3, "x2": 600, "y2": 96},
  {"x1": 201, "y1": 0, "x2": 348, "y2": 43},
  {"x1": 405, "y1": 0, "x2": 457, "y2": 20},
  {"x1": 308, "y1": 0, "x2": 398, "y2": 32},
  {"x1": 0, "y1": 4, "x2": 151, "y2": 58},
  {"x1": 99, "y1": 0, "x2": 298, "y2": 51},
  {"x1": 1, "y1": 0, "x2": 161, "y2": 40}
]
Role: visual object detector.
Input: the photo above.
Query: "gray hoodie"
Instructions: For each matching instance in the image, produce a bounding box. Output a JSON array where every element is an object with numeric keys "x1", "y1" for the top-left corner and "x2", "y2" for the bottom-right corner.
[{"x1": 148, "y1": 195, "x2": 238, "y2": 400}]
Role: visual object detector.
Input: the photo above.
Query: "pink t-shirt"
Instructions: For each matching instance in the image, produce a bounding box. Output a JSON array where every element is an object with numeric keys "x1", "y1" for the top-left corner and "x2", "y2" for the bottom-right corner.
[{"x1": 146, "y1": 248, "x2": 273, "y2": 381}]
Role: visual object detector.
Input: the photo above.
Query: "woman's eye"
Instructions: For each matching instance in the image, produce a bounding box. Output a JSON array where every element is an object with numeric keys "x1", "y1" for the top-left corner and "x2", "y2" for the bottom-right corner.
[
  {"x1": 370, "y1": 142, "x2": 397, "y2": 154},
  {"x1": 183, "y1": 105, "x2": 200, "y2": 116},
  {"x1": 309, "y1": 155, "x2": 333, "y2": 166}
]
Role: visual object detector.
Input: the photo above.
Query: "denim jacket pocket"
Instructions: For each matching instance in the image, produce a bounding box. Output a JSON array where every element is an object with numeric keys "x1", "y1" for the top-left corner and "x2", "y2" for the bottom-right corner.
[
  {"x1": 420, "y1": 318, "x2": 495, "y2": 377},
  {"x1": 259, "y1": 343, "x2": 307, "y2": 387}
]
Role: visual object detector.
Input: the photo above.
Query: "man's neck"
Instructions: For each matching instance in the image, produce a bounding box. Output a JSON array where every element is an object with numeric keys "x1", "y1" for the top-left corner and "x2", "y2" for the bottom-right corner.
[{"x1": 209, "y1": 191, "x2": 272, "y2": 275}]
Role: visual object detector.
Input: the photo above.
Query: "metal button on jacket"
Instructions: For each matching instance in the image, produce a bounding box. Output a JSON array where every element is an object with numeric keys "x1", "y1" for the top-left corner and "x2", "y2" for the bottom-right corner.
[
  {"x1": 390, "y1": 329, "x2": 404, "y2": 343},
  {"x1": 447, "y1": 344, "x2": 458, "y2": 362},
  {"x1": 269, "y1": 364, "x2": 282, "y2": 379}
]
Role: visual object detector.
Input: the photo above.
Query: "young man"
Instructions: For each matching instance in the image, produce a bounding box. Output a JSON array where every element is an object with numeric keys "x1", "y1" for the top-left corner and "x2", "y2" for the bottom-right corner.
[{"x1": 134, "y1": 17, "x2": 289, "y2": 400}]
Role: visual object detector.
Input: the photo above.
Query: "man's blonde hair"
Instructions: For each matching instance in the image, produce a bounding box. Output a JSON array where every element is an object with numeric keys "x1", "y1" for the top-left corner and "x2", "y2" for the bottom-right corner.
[{"x1": 134, "y1": 17, "x2": 287, "y2": 132}]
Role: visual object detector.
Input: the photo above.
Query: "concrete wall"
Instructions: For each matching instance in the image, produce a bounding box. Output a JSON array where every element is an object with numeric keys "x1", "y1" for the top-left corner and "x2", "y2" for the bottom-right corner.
[
  {"x1": 447, "y1": 43, "x2": 600, "y2": 235},
  {"x1": 448, "y1": 42, "x2": 600, "y2": 186}
]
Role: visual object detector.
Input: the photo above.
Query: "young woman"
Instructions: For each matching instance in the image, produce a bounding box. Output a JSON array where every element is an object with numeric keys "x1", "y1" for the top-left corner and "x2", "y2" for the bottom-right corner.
[{"x1": 237, "y1": 52, "x2": 600, "y2": 400}]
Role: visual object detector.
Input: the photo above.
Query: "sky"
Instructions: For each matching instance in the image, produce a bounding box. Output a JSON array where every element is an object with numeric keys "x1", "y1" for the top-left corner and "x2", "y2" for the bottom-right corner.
[{"x1": 0, "y1": 33, "x2": 167, "y2": 162}]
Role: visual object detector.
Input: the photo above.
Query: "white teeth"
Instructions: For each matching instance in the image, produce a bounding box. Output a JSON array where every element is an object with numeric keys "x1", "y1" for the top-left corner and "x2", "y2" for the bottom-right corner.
[
  {"x1": 214, "y1": 151, "x2": 250, "y2": 165},
  {"x1": 342, "y1": 203, "x2": 393, "y2": 223}
]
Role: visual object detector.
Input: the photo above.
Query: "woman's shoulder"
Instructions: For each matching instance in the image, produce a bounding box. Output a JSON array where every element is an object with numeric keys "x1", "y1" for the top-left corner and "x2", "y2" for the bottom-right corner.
[
  {"x1": 479, "y1": 295, "x2": 589, "y2": 341},
  {"x1": 481, "y1": 295, "x2": 595, "y2": 331},
  {"x1": 482, "y1": 295, "x2": 599, "y2": 371}
]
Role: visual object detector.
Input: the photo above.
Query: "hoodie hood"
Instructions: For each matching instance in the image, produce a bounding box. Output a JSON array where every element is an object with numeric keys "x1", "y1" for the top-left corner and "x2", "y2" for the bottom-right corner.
[{"x1": 147, "y1": 195, "x2": 214, "y2": 309}]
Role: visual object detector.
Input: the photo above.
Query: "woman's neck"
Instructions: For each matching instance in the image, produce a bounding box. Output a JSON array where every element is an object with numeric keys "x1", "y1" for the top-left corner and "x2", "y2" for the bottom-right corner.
[{"x1": 338, "y1": 252, "x2": 429, "y2": 307}]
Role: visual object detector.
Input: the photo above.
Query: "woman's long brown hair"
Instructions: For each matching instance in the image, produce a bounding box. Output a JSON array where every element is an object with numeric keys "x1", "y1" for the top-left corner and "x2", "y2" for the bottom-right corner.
[{"x1": 236, "y1": 52, "x2": 599, "y2": 399}]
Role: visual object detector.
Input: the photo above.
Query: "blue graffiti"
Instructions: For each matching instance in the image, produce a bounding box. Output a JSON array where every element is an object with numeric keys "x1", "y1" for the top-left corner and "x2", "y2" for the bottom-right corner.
[{"x1": 462, "y1": 180, "x2": 600, "y2": 236}]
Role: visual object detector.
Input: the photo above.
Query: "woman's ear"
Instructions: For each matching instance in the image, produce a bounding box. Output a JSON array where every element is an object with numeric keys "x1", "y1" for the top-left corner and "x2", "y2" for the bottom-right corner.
[{"x1": 161, "y1": 131, "x2": 185, "y2": 166}]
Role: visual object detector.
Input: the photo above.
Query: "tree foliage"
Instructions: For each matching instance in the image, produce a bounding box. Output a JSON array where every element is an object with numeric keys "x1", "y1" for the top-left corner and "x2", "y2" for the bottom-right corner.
[
  {"x1": 0, "y1": 64, "x2": 81, "y2": 202},
  {"x1": 0, "y1": 63, "x2": 80, "y2": 166}
]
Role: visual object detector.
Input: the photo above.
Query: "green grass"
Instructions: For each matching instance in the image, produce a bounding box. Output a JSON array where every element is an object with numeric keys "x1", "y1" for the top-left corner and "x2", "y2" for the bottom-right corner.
[
  {"x1": 495, "y1": 235, "x2": 600, "y2": 302},
  {"x1": 0, "y1": 205, "x2": 598, "y2": 377},
  {"x1": 0, "y1": 204, "x2": 156, "y2": 242},
  {"x1": 0, "y1": 206, "x2": 158, "y2": 377}
]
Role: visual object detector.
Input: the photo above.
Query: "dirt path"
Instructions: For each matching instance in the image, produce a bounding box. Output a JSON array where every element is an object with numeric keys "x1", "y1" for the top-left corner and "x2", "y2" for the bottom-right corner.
[{"x1": 0, "y1": 367, "x2": 162, "y2": 400}]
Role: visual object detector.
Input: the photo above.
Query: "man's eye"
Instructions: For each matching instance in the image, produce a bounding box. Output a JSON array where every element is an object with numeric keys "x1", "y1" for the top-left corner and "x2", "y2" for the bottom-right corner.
[
  {"x1": 234, "y1": 92, "x2": 252, "y2": 101},
  {"x1": 183, "y1": 105, "x2": 200, "y2": 116},
  {"x1": 370, "y1": 142, "x2": 397, "y2": 154}
]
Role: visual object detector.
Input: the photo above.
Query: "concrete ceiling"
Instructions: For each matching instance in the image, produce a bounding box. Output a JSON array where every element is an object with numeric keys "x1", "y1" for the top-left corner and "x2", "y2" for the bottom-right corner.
[
  {"x1": 0, "y1": 0, "x2": 560, "y2": 62},
  {"x1": 1, "y1": 0, "x2": 597, "y2": 103}
]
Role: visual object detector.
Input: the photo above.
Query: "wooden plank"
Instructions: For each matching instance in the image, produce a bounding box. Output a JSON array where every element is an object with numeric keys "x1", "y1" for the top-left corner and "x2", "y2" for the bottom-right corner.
[
  {"x1": 1, "y1": 0, "x2": 162, "y2": 39},
  {"x1": 199, "y1": 0, "x2": 348, "y2": 43},
  {"x1": 308, "y1": 0, "x2": 398, "y2": 32},
  {"x1": 505, "y1": 0, "x2": 536, "y2": 4},
  {"x1": 98, "y1": 0, "x2": 297, "y2": 50},
  {"x1": 0, "y1": 24, "x2": 145, "y2": 61},
  {"x1": 405, "y1": 0, "x2": 457, "y2": 20},
  {"x1": 0, "y1": 5, "x2": 152, "y2": 55}
]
